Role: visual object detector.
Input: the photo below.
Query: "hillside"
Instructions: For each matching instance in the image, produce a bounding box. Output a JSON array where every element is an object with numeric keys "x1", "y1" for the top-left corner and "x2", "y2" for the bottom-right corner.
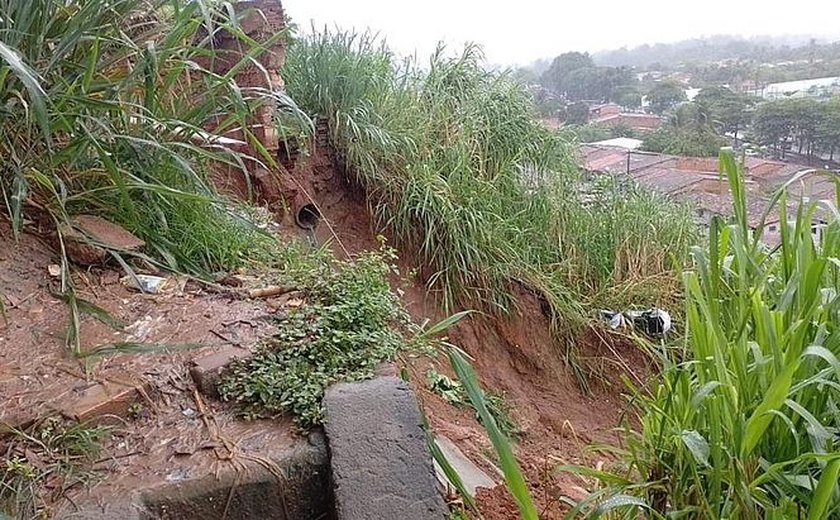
[{"x1": 2, "y1": 1, "x2": 840, "y2": 519}]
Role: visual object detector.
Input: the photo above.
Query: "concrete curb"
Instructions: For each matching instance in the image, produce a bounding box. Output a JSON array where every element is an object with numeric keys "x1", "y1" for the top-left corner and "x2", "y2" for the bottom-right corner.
[{"x1": 324, "y1": 376, "x2": 448, "y2": 520}]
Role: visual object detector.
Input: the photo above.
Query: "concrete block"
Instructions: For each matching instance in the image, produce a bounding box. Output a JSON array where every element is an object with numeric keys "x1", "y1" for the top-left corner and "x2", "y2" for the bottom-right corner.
[
  {"x1": 324, "y1": 376, "x2": 448, "y2": 520},
  {"x1": 189, "y1": 346, "x2": 251, "y2": 398},
  {"x1": 61, "y1": 435, "x2": 331, "y2": 520},
  {"x1": 432, "y1": 435, "x2": 497, "y2": 495}
]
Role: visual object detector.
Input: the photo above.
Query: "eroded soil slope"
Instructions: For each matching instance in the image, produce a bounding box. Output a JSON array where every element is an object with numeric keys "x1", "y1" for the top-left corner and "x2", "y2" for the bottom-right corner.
[{"x1": 296, "y1": 147, "x2": 652, "y2": 518}]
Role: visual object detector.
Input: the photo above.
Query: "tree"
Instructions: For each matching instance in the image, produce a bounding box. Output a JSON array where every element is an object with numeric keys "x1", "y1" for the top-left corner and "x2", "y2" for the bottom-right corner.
[
  {"x1": 751, "y1": 99, "x2": 796, "y2": 158},
  {"x1": 645, "y1": 80, "x2": 687, "y2": 114},
  {"x1": 614, "y1": 85, "x2": 642, "y2": 109},
  {"x1": 540, "y1": 52, "x2": 638, "y2": 103},
  {"x1": 541, "y1": 52, "x2": 595, "y2": 98},
  {"x1": 567, "y1": 123, "x2": 611, "y2": 143},
  {"x1": 564, "y1": 101, "x2": 590, "y2": 125},
  {"x1": 816, "y1": 98, "x2": 840, "y2": 160},
  {"x1": 529, "y1": 85, "x2": 564, "y2": 119},
  {"x1": 694, "y1": 86, "x2": 756, "y2": 142},
  {"x1": 787, "y1": 98, "x2": 822, "y2": 158},
  {"x1": 641, "y1": 102, "x2": 725, "y2": 156}
]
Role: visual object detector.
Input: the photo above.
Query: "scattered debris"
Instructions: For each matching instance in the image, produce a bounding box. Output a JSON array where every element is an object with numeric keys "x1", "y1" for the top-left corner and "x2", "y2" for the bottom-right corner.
[
  {"x1": 121, "y1": 274, "x2": 170, "y2": 294},
  {"x1": 285, "y1": 296, "x2": 304, "y2": 308},
  {"x1": 125, "y1": 315, "x2": 164, "y2": 341},
  {"x1": 165, "y1": 467, "x2": 192, "y2": 481},
  {"x1": 48, "y1": 264, "x2": 61, "y2": 277},
  {"x1": 214, "y1": 272, "x2": 244, "y2": 287},
  {"x1": 247, "y1": 285, "x2": 297, "y2": 299},
  {"x1": 599, "y1": 307, "x2": 672, "y2": 337}
]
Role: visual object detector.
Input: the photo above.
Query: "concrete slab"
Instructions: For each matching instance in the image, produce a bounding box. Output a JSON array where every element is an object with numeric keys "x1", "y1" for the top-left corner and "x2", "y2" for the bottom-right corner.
[
  {"x1": 433, "y1": 435, "x2": 497, "y2": 495},
  {"x1": 324, "y1": 376, "x2": 448, "y2": 520},
  {"x1": 59, "y1": 434, "x2": 331, "y2": 520}
]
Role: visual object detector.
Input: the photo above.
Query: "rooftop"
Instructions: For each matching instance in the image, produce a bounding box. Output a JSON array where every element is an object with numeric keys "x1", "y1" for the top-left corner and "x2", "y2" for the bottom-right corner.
[
  {"x1": 579, "y1": 145, "x2": 821, "y2": 228},
  {"x1": 588, "y1": 137, "x2": 644, "y2": 150}
]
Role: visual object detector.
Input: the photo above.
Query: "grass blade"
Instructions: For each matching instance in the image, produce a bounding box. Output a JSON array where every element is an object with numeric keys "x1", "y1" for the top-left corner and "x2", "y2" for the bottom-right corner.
[{"x1": 448, "y1": 347, "x2": 538, "y2": 520}]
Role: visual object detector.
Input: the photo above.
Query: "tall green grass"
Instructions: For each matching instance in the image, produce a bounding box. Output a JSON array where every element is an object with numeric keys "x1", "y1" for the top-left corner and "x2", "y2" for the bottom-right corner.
[
  {"x1": 0, "y1": 0, "x2": 305, "y2": 273},
  {"x1": 565, "y1": 152, "x2": 840, "y2": 518},
  {"x1": 283, "y1": 30, "x2": 697, "y2": 329}
]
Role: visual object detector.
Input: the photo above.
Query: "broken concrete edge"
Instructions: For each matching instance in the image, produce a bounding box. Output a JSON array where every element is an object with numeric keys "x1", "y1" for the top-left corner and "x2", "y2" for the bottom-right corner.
[
  {"x1": 324, "y1": 376, "x2": 449, "y2": 520},
  {"x1": 189, "y1": 346, "x2": 253, "y2": 398},
  {"x1": 56, "y1": 431, "x2": 331, "y2": 520}
]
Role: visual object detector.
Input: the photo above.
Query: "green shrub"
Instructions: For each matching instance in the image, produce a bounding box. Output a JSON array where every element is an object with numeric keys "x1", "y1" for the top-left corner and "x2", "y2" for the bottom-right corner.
[{"x1": 219, "y1": 243, "x2": 414, "y2": 428}]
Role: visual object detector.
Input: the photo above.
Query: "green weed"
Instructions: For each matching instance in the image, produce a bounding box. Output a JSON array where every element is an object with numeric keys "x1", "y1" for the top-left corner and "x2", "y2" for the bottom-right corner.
[
  {"x1": 426, "y1": 368, "x2": 521, "y2": 439},
  {"x1": 283, "y1": 29, "x2": 698, "y2": 382},
  {"x1": 562, "y1": 151, "x2": 840, "y2": 518},
  {"x1": 448, "y1": 348, "x2": 538, "y2": 520},
  {"x1": 219, "y1": 241, "x2": 415, "y2": 428}
]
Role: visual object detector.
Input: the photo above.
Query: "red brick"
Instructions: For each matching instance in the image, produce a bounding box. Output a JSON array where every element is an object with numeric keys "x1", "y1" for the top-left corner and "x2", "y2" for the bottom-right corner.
[{"x1": 57, "y1": 377, "x2": 151, "y2": 423}]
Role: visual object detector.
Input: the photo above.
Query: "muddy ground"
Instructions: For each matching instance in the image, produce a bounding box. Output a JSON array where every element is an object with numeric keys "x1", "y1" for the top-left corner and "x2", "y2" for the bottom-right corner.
[{"x1": 0, "y1": 146, "x2": 652, "y2": 519}]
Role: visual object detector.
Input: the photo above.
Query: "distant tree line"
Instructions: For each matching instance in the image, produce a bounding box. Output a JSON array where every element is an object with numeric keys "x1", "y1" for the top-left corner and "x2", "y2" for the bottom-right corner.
[
  {"x1": 537, "y1": 52, "x2": 642, "y2": 108},
  {"x1": 529, "y1": 46, "x2": 840, "y2": 160},
  {"x1": 751, "y1": 97, "x2": 840, "y2": 160},
  {"x1": 641, "y1": 88, "x2": 840, "y2": 159},
  {"x1": 593, "y1": 35, "x2": 840, "y2": 71}
]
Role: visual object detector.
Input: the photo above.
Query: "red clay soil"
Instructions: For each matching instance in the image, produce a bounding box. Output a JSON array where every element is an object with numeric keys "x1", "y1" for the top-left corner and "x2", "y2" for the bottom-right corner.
[
  {"x1": 0, "y1": 219, "x2": 298, "y2": 517},
  {"x1": 1, "y1": 144, "x2": 653, "y2": 519},
  {"x1": 296, "y1": 147, "x2": 654, "y2": 519}
]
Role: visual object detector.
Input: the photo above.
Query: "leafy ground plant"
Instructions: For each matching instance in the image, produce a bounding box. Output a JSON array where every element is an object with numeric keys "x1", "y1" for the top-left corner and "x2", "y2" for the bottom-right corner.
[
  {"x1": 219, "y1": 241, "x2": 416, "y2": 428},
  {"x1": 0, "y1": 417, "x2": 110, "y2": 519}
]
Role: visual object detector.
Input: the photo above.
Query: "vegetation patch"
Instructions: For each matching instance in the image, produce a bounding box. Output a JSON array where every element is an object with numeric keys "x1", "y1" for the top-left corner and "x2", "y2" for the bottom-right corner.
[
  {"x1": 0, "y1": 418, "x2": 110, "y2": 519},
  {"x1": 220, "y1": 241, "x2": 417, "y2": 428},
  {"x1": 283, "y1": 30, "x2": 698, "y2": 356},
  {"x1": 0, "y1": 0, "x2": 301, "y2": 275},
  {"x1": 561, "y1": 153, "x2": 840, "y2": 518}
]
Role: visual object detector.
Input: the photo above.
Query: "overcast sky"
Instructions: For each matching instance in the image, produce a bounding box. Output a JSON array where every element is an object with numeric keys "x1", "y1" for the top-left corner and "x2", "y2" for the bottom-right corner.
[{"x1": 282, "y1": 0, "x2": 838, "y2": 66}]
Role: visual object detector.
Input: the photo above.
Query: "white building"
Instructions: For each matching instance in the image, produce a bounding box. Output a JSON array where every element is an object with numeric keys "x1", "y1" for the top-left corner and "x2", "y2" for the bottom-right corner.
[{"x1": 761, "y1": 76, "x2": 840, "y2": 99}]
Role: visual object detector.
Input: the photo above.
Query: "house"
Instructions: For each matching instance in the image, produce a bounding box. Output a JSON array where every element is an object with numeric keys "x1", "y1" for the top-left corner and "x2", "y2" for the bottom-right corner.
[
  {"x1": 588, "y1": 103, "x2": 662, "y2": 132},
  {"x1": 578, "y1": 144, "x2": 826, "y2": 245},
  {"x1": 589, "y1": 103, "x2": 621, "y2": 120}
]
